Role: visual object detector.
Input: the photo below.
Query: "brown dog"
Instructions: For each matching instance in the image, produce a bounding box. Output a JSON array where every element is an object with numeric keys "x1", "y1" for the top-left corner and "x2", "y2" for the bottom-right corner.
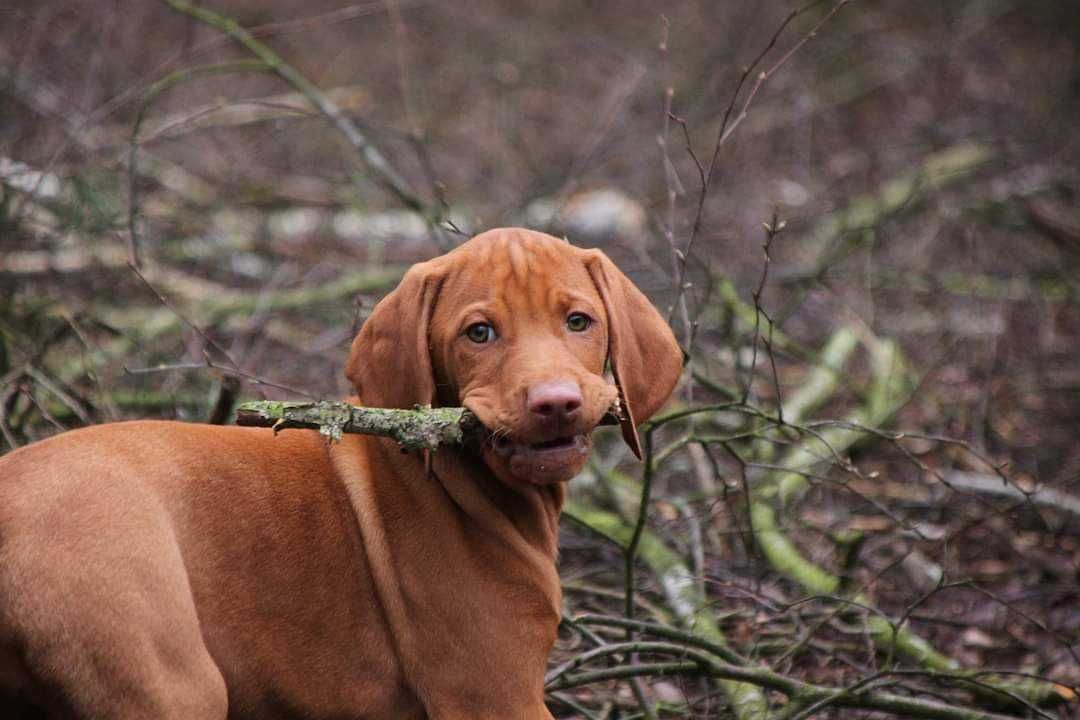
[{"x1": 0, "y1": 228, "x2": 682, "y2": 719}]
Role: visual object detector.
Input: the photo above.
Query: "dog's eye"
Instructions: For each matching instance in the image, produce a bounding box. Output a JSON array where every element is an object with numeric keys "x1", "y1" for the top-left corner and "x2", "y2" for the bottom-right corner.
[
  {"x1": 465, "y1": 322, "x2": 496, "y2": 344},
  {"x1": 566, "y1": 312, "x2": 592, "y2": 332}
]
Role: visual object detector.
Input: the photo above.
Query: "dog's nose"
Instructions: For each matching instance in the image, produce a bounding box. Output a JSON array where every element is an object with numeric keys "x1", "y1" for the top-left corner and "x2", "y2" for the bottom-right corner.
[{"x1": 527, "y1": 381, "x2": 583, "y2": 422}]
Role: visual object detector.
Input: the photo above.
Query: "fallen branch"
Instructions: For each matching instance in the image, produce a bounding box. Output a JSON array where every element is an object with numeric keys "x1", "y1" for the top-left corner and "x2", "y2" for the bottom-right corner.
[
  {"x1": 563, "y1": 500, "x2": 771, "y2": 719},
  {"x1": 106, "y1": 266, "x2": 404, "y2": 342},
  {"x1": 773, "y1": 142, "x2": 994, "y2": 323},
  {"x1": 944, "y1": 471, "x2": 1080, "y2": 519},
  {"x1": 546, "y1": 635, "x2": 1028, "y2": 720},
  {"x1": 744, "y1": 331, "x2": 1066, "y2": 708},
  {"x1": 235, "y1": 400, "x2": 480, "y2": 450},
  {"x1": 642, "y1": 326, "x2": 1067, "y2": 710}
]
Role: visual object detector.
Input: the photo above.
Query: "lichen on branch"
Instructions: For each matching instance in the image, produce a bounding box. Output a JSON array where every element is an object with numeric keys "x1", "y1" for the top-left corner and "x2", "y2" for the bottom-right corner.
[{"x1": 235, "y1": 400, "x2": 481, "y2": 451}]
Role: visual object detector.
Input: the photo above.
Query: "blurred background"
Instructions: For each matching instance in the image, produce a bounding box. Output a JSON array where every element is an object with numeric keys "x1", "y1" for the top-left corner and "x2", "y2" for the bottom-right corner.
[{"x1": 2, "y1": 1, "x2": 1078, "y2": 717}]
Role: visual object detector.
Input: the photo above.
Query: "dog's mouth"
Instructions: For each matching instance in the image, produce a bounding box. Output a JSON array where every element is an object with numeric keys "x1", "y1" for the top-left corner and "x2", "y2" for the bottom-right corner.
[
  {"x1": 475, "y1": 397, "x2": 623, "y2": 458},
  {"x1": 492, "y1": 434, "x2": 580, "y2": 455},
  {"x1": 484, "y1": 432, "x2": 591, "y2": 484},
  {"x1": 463, "y1": 395, "x2": 622, "y2": 484}
]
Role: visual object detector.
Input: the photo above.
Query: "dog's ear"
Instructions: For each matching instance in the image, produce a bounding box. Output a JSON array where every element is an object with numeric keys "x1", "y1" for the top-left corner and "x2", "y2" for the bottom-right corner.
[
  {"x1": 346, "y1": 260, "x2": 444, "y2": 409},
  {"x1": 585, "y1": 250, "x2": 683, "y2": 459}
]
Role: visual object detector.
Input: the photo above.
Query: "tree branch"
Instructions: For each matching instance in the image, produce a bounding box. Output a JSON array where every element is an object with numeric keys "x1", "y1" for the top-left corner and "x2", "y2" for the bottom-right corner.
[{"x1": 235, "y1": 400, "x2": 481, "y2": 450}]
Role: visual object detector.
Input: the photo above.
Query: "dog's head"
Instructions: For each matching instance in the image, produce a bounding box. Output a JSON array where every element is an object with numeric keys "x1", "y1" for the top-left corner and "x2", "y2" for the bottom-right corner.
[{"x1": 346, "y1": 228, "x2": 683, "y2": 485}]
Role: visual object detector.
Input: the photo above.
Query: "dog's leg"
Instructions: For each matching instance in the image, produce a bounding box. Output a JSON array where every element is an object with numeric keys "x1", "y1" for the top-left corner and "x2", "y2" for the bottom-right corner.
[
  {"x1": 3, "y1": 572, "x2": 228, "y2": 718},
  {"x1": 0, "y1": 492, "x2": 228, "y2": 718}
]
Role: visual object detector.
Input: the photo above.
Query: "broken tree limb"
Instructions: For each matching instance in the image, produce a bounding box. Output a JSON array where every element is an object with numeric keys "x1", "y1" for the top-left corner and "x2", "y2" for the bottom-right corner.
[{"x1": 235, "y1": 400, "x2": 481, "y2": 451}]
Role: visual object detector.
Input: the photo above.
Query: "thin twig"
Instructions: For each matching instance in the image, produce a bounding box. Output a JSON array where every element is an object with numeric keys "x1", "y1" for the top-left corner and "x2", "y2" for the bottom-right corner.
[
  {"x1": 128, "y1": 60, "x2": 268, "y2": 267},
  {"x1": 670, "y1": 0, "x2": 851, "y2": 325},
  {"x1": 624, "y1": 429, "x2": 655, "y2": 626},
  {"x1": 122, "y1": 361, "x2": 319, "y2": 400},
  {"x1": 162, "y1": 0, "x2": 445, "y2": 245},
  {"x1": 742, "y1": 207, "x2": 786, "y2": 415}
]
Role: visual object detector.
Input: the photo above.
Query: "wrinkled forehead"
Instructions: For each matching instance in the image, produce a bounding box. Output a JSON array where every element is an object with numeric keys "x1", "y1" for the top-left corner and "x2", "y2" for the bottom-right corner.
[{"x1": 437, "y1": 233, "x2": 602, "y2": 315}]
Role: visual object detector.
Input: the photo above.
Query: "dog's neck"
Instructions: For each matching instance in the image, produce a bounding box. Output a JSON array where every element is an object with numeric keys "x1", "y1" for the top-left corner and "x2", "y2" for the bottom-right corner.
[
  {"x1": 439, "y1": 443, "x2": 566, "y2": 558},
  {"x1": 330, "y1": 434, "x2": 561, "y2": 712}
]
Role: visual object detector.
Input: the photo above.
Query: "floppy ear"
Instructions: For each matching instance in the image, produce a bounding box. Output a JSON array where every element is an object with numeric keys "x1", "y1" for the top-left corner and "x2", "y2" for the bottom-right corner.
[
  {"x1": 345, "y1": 260, "x2": 444, "y2": 409},
  {"x1": 585, "y1": 250, "x2": 684, "y2": 459}
]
